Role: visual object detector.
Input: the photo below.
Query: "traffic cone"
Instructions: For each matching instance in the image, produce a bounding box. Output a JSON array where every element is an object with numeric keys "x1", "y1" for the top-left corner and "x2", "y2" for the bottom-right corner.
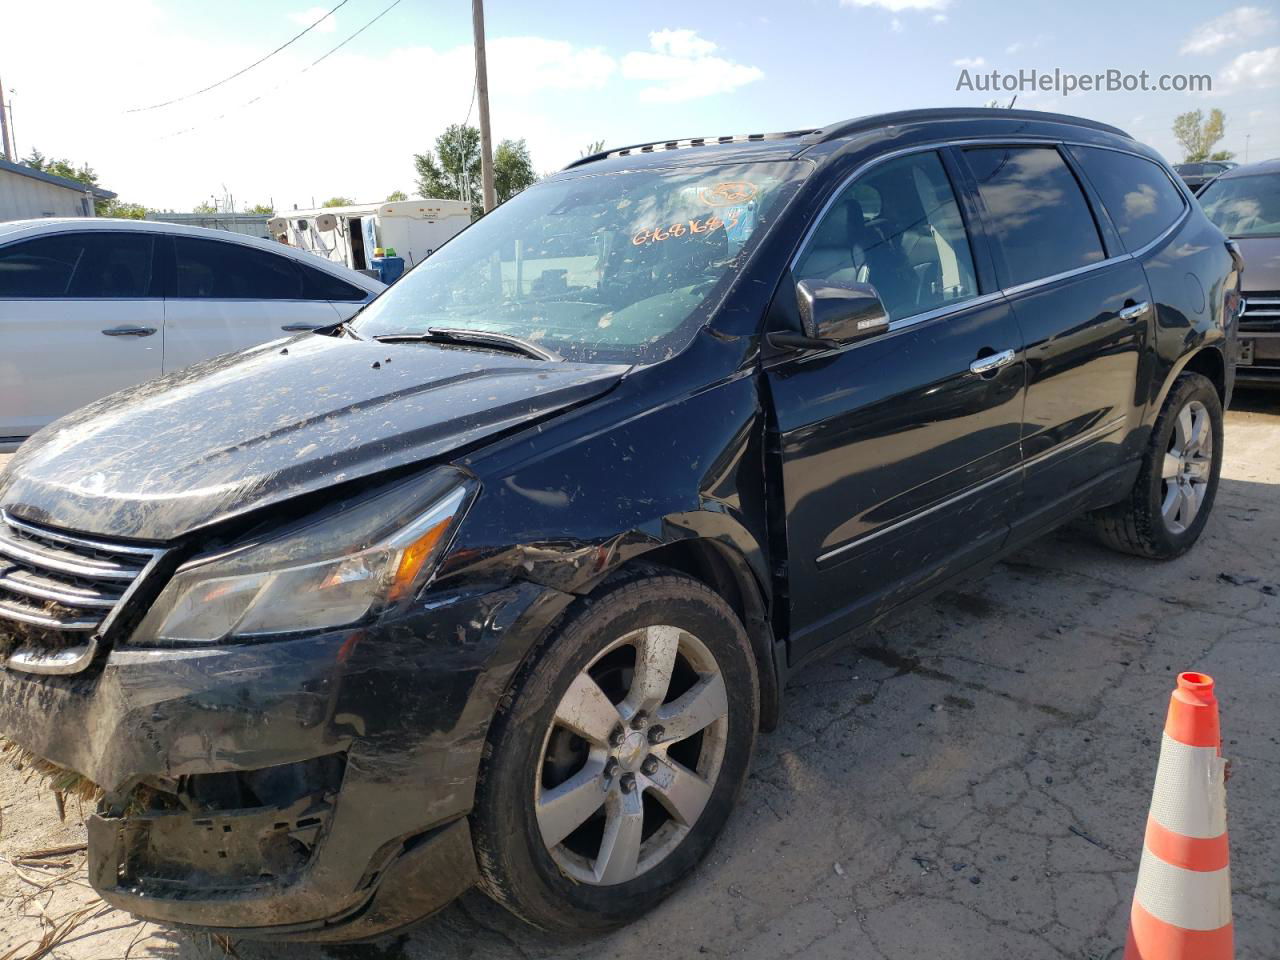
[{"x1": 1124, "y1": 672, "x2": 1232, "y2": 959}]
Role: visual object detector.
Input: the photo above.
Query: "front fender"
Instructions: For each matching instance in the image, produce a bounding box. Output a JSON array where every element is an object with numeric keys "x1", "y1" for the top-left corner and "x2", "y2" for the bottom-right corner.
[{"x1": 444, "y1": 368, "x2": 771, "y2": 599}]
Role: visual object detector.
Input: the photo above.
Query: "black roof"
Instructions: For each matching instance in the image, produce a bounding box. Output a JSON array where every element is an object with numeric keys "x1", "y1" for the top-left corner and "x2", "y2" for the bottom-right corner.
[
  {"x1": 1214, "y1": 158, "x2": 1280, "y2": 180},
  {"x1": 564, "y1": 107, "x2": 1133, "y2": 172}
]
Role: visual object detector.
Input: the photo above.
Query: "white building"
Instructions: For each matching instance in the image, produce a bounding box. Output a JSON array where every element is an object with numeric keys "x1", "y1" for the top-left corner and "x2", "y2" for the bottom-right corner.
[{"x1": 0, "y1": 158, "x2": 116, "y2": 221}]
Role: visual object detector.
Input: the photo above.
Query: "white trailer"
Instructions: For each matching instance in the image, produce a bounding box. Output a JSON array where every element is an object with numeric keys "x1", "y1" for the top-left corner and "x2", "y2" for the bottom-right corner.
[{"x1": 271, "y1": 199, "x2": 472, "y2": 275}]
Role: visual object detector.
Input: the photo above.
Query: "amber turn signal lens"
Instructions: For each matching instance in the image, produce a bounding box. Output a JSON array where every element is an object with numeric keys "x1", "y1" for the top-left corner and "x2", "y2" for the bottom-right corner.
[{"x1": 386, "y1": 514, "x2": 455, "y2": 602}]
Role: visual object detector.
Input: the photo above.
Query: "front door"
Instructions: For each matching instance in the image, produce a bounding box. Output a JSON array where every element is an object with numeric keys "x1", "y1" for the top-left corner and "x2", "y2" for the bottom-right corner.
[
  {"x1": 0, "y1": 231, "x2": 163, "y2": 439},
  {"x1": 766, "y1": 149, "x2": 1026, "y2": 659}
]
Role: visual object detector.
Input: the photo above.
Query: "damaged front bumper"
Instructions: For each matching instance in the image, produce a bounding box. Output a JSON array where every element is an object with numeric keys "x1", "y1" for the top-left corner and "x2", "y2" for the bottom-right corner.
[{"x1": 0, "y1": 579, "x2": 572, "y2": 940}]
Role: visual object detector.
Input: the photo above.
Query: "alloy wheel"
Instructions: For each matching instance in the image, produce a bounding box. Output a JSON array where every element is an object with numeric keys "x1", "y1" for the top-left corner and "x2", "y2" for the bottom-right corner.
[
  {"x1": 1161, "y1": 399, "x2": 1213, "y2": 535},
  {"x1": 533, "y1": 625, "x2": 729, "y2": 886}
]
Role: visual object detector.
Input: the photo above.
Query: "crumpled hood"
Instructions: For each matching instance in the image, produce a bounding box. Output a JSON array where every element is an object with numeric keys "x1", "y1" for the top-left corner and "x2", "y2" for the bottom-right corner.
[
  {"x1": 1235, "y1": 235, "x2": 1280, "y2": 293},
  {"x1": 0, "y1": 334, "x2": 627, "y2": 541}
]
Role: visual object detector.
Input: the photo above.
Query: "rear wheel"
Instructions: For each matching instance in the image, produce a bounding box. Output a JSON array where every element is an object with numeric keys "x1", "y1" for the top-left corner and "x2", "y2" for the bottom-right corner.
[
  {"x1": 471, "y1": 570, "x2": 758, "y2": 933},
  {"x1": 1093, "y1": 371, "x2": 1223, "y2": 559}
]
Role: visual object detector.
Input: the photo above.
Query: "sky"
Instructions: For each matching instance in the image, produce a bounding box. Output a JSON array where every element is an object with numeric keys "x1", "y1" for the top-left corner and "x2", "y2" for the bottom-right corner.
[{"x1": 2, "y1": 0, "x2": 1278, "y2": 212}]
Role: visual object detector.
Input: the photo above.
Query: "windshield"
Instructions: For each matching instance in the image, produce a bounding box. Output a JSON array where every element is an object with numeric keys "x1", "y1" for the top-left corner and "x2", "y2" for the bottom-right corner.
[
  {"x1": 353, "y1": 160, "x2": 808, "y2": 363},
  {"x1": 1198, "y1": 173, "x2": 1280, "y2": 238}
]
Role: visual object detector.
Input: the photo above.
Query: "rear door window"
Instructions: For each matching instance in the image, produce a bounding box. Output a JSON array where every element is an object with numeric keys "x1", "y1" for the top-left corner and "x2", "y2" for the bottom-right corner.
[
  {"x1": 298, "y1": 261, "x2": 368, "y2": 301},
  {"x1": 0, "y1": 232, "x2": 155, "y2": 298},
  {"x1": 173, "y1": 236, "x2": 303, "y2": 299},
  {"x1": 1069, "y1": 147, "x2": 1186, "y2": 252},
  {"x1": 963, "y1": 146, "x2": 1105, "y2": 287}
]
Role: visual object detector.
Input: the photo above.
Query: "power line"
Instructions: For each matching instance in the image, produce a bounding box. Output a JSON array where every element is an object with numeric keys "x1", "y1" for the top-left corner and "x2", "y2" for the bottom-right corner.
[
  {"x1": 160, "y1": 0, "x2": 404, "y2": 140},
  {"x1": 127, "y1": 0, "x2": 351, "y2": 112}
]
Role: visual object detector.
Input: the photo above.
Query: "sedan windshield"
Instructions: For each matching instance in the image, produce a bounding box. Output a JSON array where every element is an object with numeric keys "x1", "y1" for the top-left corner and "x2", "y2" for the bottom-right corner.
[
  {"x1": 1198, "y1": 173, "x2": 1280, "y2": 238},
  {"x1": 353, "y1": 160, "x2": 809, "y2": 363}
]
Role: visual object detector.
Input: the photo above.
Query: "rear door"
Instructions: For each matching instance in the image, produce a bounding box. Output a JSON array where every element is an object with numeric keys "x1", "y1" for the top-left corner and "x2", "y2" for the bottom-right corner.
[
  {"x1": 959, "y1": 144, "x2": 1152, "y2": 539},
  {"x1": 162, "y1": 235, "x2": 343, "y2": 372},
  {"x1": 766, "y1": 148, "x2": 1026, "y2": 657},
  {"x1": 0, "y1": 231, "x2": 162, "y2": 439}
]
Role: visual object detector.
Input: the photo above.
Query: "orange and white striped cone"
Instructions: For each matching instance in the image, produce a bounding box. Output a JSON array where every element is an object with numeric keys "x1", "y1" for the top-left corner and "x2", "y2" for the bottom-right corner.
[{"x1": 1124, "y1": 671, "x2": 1232, "y2": 959}]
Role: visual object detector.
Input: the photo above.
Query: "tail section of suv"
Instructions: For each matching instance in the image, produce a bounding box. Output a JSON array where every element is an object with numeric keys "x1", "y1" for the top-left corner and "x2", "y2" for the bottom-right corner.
[{"x1": 0, "y1": 109, "x2": 1237, "y2": 940}]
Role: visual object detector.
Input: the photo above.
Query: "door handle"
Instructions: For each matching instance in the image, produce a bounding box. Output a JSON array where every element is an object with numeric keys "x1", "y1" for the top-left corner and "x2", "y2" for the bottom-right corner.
[
  {"x1": 101, "y1": 326, "x2": 157, "y2": 337},
  {"x1": 969, "y1": 348, "x2": 1016, "y2": 376},
  {"x1": 1119, "y1": 301, "x2": 1150, "y2": 321},
  {"x1": 280, "y1": 323, "x2": 323, "y2": 332}
]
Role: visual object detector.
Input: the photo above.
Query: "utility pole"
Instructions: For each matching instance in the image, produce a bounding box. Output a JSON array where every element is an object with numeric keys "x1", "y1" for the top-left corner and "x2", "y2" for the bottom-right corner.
[
  {"x1": 1245, "y1": 133, "x2": 1251, "y2": 163},
  {"x1": 471, "y1": 0, "x2": 496, "y2": 213},
  {"x1": 0, "y1": 72, "x2": 13, "y2": 162}
]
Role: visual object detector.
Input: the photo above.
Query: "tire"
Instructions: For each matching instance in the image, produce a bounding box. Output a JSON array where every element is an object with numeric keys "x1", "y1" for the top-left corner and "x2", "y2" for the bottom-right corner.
[
  {"x1": 471, "y1": 566, "x2": 759, "y2": 934},
  {"x1": 1093, "y1": 371, "x2": 1224, "y2": 559}
]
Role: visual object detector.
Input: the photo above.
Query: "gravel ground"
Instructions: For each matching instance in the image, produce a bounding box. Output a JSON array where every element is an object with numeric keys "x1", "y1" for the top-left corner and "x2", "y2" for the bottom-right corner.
[{"x1": 1, "y1": 391, "x2": 1277, "y2": 960}]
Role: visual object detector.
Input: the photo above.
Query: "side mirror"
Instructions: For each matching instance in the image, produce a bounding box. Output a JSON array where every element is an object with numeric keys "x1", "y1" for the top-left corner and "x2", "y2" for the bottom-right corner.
[{"x1": 770, "y1": 278, "x2": 891, "y2": 352}]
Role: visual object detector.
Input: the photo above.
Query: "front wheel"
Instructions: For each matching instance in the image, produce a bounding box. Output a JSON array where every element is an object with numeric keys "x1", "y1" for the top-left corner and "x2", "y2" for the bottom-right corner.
[
  {"x1": 1093, "y1": 371, "x2": 1224, "y2": 559},
  {"x1": 471, "y1": 569, "x2": 759, "y2": 933}
]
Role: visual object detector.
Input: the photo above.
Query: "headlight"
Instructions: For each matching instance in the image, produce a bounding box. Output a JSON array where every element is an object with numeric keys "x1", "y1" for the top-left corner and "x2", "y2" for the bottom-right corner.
[{"x1": 132, "y1": 468, "x2": 477, "y2": 645}]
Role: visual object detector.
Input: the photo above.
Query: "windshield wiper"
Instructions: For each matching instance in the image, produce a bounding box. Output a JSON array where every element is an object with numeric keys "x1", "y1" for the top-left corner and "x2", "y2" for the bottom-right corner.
[{"x1": 373, "y1": 328, "x2": 561, "y2": 361}]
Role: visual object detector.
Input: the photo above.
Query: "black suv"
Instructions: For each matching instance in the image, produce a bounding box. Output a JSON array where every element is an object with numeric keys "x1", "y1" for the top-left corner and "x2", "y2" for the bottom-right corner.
[{"x1": 0, "y1": 109, "x2": 1239, "y2": 941}]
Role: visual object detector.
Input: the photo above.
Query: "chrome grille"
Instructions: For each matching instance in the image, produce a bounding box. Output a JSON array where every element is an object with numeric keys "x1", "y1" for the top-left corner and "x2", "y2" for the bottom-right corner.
[
  {"x1": 1240, "y1": 293, "x2": 1280, "y2": 331},
  {"x1": 0, "y1": 510, "x2": 166, "y2": 674}
]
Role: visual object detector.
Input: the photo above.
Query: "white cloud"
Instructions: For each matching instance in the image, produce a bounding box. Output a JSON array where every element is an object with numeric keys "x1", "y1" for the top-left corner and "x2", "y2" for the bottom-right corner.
[
  {"x1": 1220, "y1": 46, "x2": 1280, "y2": 87},
  {"x1": 621, "y1": 30, "x2": 762, "y2": 103},
  {"x1": 648, "y1": 28, "x2": 717, "y2": 59},
  {"x1": 288, "y1": 6, "x2": 336, "y2": 34},
  {"x1": 1005, "y1": 35, "x2": 1048, "y2": 56},
  {"x1": 932, "y1": 13, "x2": 948, "y2": 22},
  {"x1": 953, "y1": 56, "x2": 986, "y2": 68},
  {"x1": 841, "y1": 0, "x2": 948, "y2": 11},
  {"x1": 489, "y1": 37, "x2": 615, "y2": 90},
  {"x1": 1180, "y1": 7, "x2": 1276, "y2": 55},
  {"x1": 891, "y1": 17, "x2": 904, "y2": 32}
]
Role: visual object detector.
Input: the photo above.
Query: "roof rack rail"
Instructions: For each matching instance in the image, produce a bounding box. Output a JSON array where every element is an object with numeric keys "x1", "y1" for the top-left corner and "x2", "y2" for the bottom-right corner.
[
  {"x1": 564, "y1": 129, "x2": 821, "y2": 170},
  {"x1": 811, "y1": 108, "x2": 1131, "y2": 144}
]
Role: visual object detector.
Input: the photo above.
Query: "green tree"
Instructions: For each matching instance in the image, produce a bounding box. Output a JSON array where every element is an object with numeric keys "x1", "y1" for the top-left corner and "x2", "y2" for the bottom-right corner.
[
  {"x1": 193, "y1": 200, "x2": 217, "y2": 214},
  {"x1": 97, "y1": 200, "x2": 149, "y2": 220},
  {"x1": 22, "y1": 148, "x2": 98, "y2": 188},
  {"x1": 21, "y1": 148, "x2": 127, "y2": 214},
  {"x1": 385, "y1": 189, "x2": 408, "y2": 202},
  {"x1": 322, "y1": 196, "x2": 355, "y2": 208},
  {"x1": 580, "y1": 139, "x2": 605, "y2": 157},
  {"x1": 244, "y1": 202, "x2": 275, "y2": 214},
  {"x1": 414, "y1": 124, "x2": 481, "y2": 204},
  {"x1": 494, "y1": 138, "x2": 537, "y2": 204},
  {"x1": 1173, "y1": 109, "x2": 1231, "y2": 162}
]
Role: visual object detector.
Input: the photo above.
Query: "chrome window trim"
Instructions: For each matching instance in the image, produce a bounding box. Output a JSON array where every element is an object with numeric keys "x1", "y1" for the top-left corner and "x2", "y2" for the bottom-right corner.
[
  {"x1": 770, "y1": 290, "x2": 1007, "y2": 369},
  {"x1": 999, "y1": 254, "x2": 1131, "y2": 298},
  {"x1": 814, "y1": 413, "x2": 1128, "y2": 565}
]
